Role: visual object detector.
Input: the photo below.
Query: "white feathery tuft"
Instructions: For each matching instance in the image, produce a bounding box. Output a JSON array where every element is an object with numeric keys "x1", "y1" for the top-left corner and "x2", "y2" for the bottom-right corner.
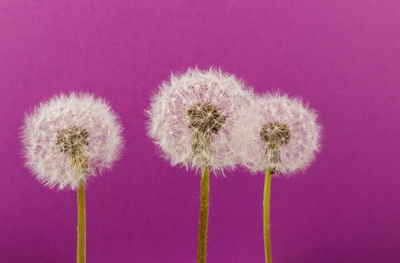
[
  {"x1": 22, "y1": 92, "x2": 123, "y2": 190},
  {"x1": 146, "y1": 67, "x2": 254, "y2": 173},
  {"x1": 232, "y1": 92, "x2": 321, "y2": 175}
]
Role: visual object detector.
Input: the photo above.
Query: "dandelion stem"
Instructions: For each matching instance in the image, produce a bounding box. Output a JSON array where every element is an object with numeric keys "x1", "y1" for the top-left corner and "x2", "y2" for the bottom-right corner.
[
  {"x1": 77, "y1": 179, "x2": 86, "y2": 263},
  {"x1": 197, "y1": 166, "x2": 210, "y2": 263},
  {"x1": 264, "y1": 167, "x2": 272, "y2": 263}
]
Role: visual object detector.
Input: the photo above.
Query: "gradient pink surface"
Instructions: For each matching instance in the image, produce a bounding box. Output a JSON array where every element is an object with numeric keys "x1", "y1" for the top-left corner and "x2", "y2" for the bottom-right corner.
[{"x1": 0, "y1": 0, "x2": 399, "y2": 262}]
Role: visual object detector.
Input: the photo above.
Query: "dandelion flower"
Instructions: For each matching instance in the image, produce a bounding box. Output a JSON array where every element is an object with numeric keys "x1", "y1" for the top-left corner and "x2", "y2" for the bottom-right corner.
[
  {"x1": 233, "y1": 93, "x2": 321, "y2": 263},
  {"x1": 147, "y1": 67, "x2": 253, "y2": 263},
  {"x1": 22, "y1": 92, "x2": 123, "y2": 263}
]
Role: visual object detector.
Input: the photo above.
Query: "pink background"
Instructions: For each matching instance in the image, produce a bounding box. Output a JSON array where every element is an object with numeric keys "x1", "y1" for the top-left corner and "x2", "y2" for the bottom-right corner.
[{"x1": 1, "y1": 0, "x2": 400, "y2": 262}]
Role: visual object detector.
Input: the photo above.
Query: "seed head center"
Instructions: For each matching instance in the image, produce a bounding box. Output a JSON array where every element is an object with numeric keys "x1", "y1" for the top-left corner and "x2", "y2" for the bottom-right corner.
[
  {"x1": 260, "y1": 122, "x2": 291, "y2": 146},
  {"x1": 56, "y1": 126, "x2": 89, "y2": 155},
  {"x1": 187, "y1": 103, "x2": 227, "y2": 134}
]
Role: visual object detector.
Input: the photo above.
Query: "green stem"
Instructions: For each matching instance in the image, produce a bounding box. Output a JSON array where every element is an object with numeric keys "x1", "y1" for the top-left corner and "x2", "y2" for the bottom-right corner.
[
  {"x1": 77, "y1": 179, "x2": 86, "y2": 263},
  {"x1": 264, "y1": 167, "x2": 272, "y2": 263},
  {"x1": 197, "y1": 166, "x2": 210, "y2": 263}
]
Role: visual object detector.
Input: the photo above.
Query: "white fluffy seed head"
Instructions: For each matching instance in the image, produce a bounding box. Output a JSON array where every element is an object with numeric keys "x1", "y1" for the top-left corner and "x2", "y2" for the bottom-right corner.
[
  {"x1": 233, "y1": 92, "x2": 321, "y2": 175},
  {"x1": 22, "y1": 93, "x2": 123, "y2": 190},
  {"x1": 146, "y1": 67, "x2": 254, "y2": 173}
]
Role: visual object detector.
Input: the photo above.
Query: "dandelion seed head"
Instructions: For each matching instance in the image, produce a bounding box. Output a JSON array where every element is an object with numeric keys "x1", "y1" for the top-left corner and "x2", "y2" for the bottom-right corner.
[
  {"x1": 233, "y1": 93, "x2": 321, "y2": 175},
  {"x1": 146, "y1": 67, "x2": 254, "y2": 173},
  {"x1": 22, "y1": 92, "x2": 123, "y2": 190}
]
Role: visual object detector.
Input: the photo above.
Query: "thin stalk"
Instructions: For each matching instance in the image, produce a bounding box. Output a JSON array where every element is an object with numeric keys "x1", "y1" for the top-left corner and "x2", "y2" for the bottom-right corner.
[
  {"x1": 197, "y1": 166, "x2": 210, "y2": 263},
  {"x1": 77, "y1": 179, "x2": 86, "y2": 263},
  {"x1": 264, "y1": 167, "x2": 272, "y2": 263}
]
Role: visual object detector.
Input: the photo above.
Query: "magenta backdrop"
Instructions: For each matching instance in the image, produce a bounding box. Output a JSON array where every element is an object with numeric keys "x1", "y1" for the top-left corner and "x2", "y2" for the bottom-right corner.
[{"x1": 0, "y1": 0, "x2": 399, "y2": 262}]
